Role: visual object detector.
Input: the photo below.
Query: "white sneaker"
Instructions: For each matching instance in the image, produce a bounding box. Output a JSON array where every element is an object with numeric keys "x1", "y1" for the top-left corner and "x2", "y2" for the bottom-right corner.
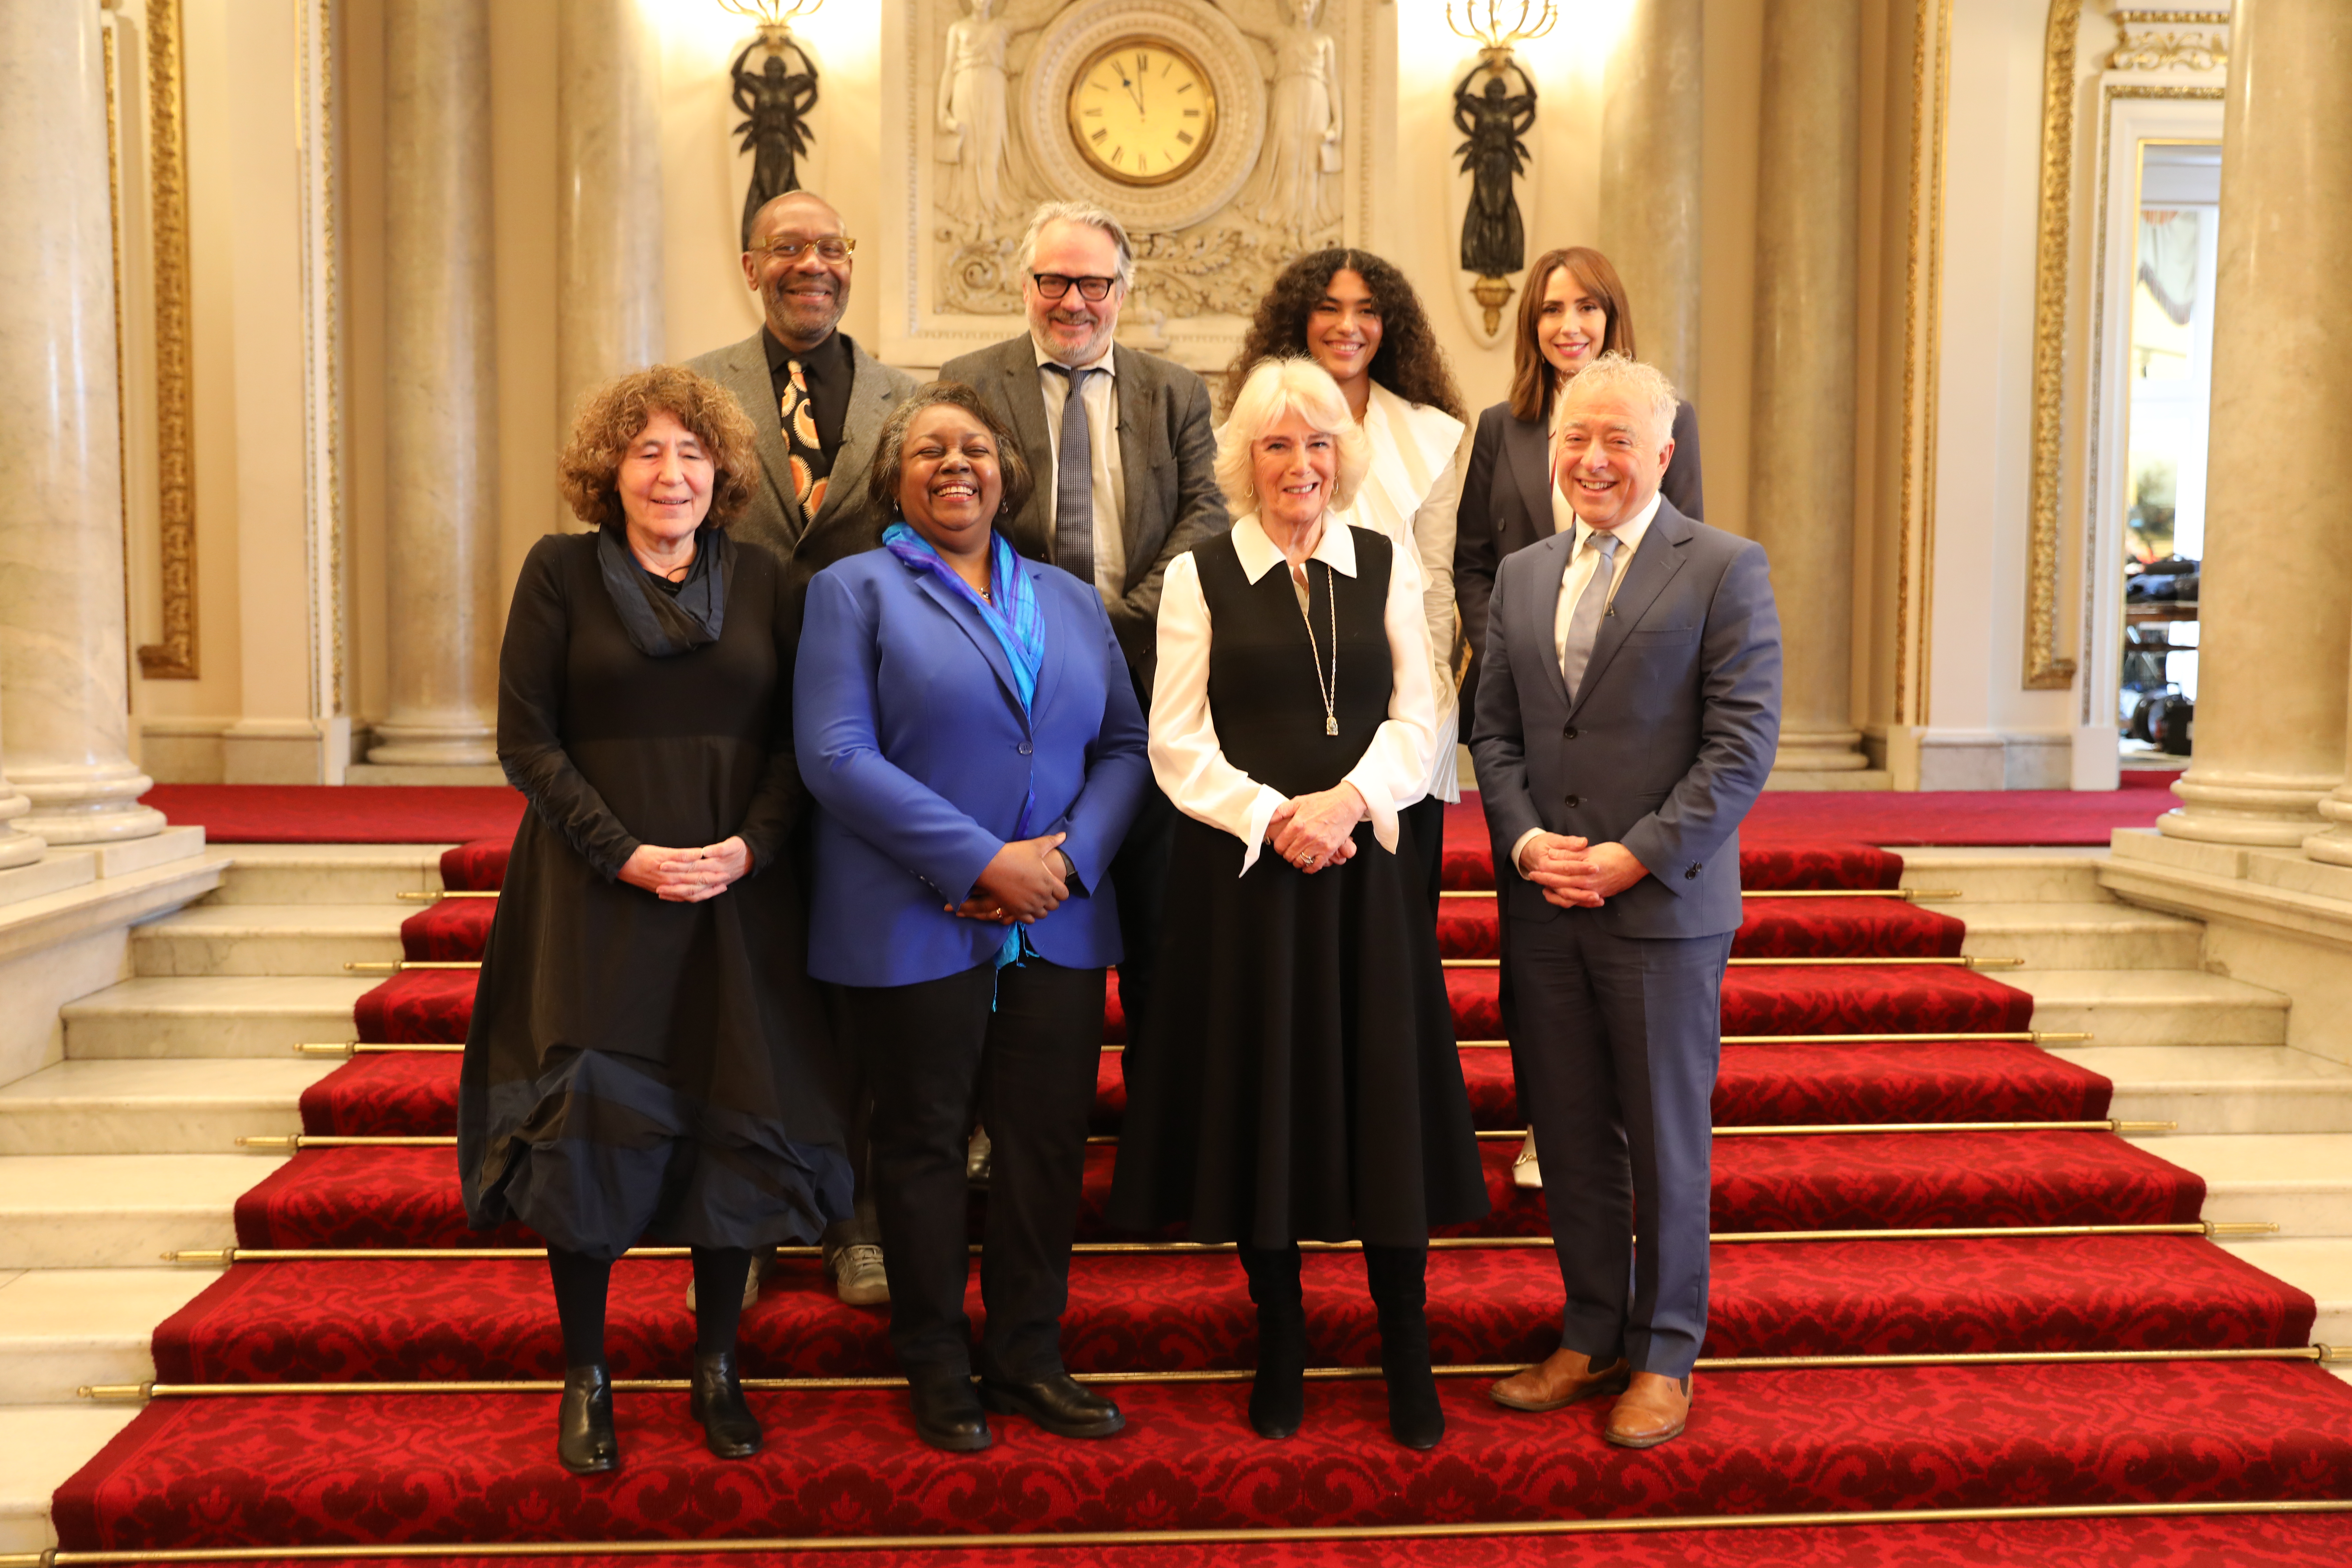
[
  {"x1": 1512, "y1": 1128, "x2": 1542, "y2": 1190},
  {"x1": 683, "y1": 1259, "x2": 763, "y2": 1313},
  {"x1": 829, "y1": 1242, "x2": 890, "y2": 1307},
  {"x1": 966, "y1": 1125, "x2": 993, "y2": 1188}
]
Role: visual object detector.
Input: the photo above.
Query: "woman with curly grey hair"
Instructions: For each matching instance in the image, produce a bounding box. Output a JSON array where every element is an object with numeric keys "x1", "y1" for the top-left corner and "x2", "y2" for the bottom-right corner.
[{"x1": 458, "y1": 365, "x2": 852, "y2": 1478}]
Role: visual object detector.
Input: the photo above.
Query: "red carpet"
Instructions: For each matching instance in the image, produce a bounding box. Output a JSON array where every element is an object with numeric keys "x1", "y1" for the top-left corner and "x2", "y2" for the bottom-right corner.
[
  {"x1": 57, "y1": 794, "x2": 2352, "y2": 1556},
  {"x1": 140, "y1": 784, "x2": 523, "y2": 844}
]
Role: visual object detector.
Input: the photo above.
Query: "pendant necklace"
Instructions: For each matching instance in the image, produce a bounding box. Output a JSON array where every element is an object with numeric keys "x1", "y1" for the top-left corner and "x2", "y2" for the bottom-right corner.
[{"x1": 1297, "y1": 559, "x2": 1339, "y2": 736}]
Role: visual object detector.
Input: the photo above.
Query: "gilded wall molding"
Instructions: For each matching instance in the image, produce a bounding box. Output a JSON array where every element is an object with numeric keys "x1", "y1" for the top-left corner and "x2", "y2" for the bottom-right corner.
[
  {"x1": 2108, "y1": 9, "x2": 2228, "y2": 72},
  {"x1": 2021, "y1": 0, "x2": 2084, "y2": 692},
  {"x1": 104, "y1": 16, "x2": 132, "y2": 694},
  {"x1": 136, "y1": 0, "x2": 198, "y2": 680},
  {"x1": 1894, "y1": 0, "x2": 1951, "y2": 727}
]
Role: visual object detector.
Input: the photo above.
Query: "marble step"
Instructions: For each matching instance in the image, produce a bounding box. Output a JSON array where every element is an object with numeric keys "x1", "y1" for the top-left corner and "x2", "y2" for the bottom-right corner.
[
  {"x1": 0, "y1": 1403, "x2": 140, "y2": 1552},
  {"x1": 0, "y1": 1059, "x2": 336, "y2": 1154},
  {"x1": 201, "y1": 843, "x2": 448, "y2": 906},
  {"x1": 131, "y1": 903, "x2": 407, "y2": 978},
  {"x1": 62, "y1": 975, "x2": 379, "y2": 1059},
  {"x1": 1897, "y1": 848, "x2": 2113, "y2": 906},
  {"x1": 0, "y1": 1268, "x2": 215, "y2": 1405},
  {"x1": 2214, "y1": 1237, "x2": 2352, "y2": 1350},
  {"x1": 2128, "y1": 1132, "x2": 2352, "y2": 1237},
  {"x1": 0, "y1": 1154, "x2": 276, "y2": 1268},
  {"x1": 2047, "y1": 1045, "x2": 2352, "y2": 1134},
  {"x1": 1956, "y1": 902, "x2": 2203, "y2": 971},
  {"x1": 2010, "y1": 969, "x2": 2289, "y2": 1047}
]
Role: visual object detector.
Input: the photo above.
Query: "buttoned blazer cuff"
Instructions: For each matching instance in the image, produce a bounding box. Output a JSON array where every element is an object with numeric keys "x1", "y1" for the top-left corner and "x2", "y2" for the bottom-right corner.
[{"x1": 1619, "y1": 818, "x2": 1692, "y2": 896}]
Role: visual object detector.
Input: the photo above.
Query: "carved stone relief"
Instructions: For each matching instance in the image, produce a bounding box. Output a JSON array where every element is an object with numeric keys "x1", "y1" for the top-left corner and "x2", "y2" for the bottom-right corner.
[{"x1": 895, "y1": 0, "x2": 1383, "y2": 368}]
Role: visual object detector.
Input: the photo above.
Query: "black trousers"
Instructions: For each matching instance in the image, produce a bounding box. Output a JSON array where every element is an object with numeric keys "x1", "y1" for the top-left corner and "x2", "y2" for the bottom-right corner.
[
  {"x1": 1108, "y1": 780, "x2": 1177, "y2": 1060},
  {"x1": 817, "y1": 981, "x2": 878, "y2": 1253},
  {"x1": 1506, "y1": 908, "x2": 1731, "y2": 1378},
  {"x1": 840, "y1": 957, "x2": 1106, "y2": 1382},
  {"x1": 1400, "y1": 793, "x2": 1448, "y2": 927}
]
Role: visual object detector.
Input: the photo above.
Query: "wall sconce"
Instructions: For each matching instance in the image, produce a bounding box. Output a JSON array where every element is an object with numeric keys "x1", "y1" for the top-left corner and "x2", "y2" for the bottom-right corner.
[
  {"x1": 1447, "y1": 1, "x2": 1555, "y2": 335},
  {"x1": 718, "y1": 0, "x2": 823, "y2": 247}
]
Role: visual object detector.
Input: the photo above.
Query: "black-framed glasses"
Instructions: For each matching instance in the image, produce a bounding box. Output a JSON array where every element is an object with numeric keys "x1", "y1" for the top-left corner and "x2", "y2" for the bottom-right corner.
[
  {"x1": 754, "y1": 237, "x2": 854, "y2": 262},
  {"x1": 1031, "y1": 273, "x2": 1117, "y2": 302}
]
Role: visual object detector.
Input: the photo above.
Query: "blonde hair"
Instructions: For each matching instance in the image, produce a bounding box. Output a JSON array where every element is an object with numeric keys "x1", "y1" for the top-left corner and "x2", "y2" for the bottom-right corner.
[{"x1": 1213, "y1": 357, "x2": 1372, "y2": 517}]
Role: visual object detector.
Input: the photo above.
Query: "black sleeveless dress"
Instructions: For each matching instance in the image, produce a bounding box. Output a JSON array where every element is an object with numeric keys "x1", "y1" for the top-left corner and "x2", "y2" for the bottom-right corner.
[{"x1": 1108, "y1": 527, "x2": 1488, "y2": 1249}]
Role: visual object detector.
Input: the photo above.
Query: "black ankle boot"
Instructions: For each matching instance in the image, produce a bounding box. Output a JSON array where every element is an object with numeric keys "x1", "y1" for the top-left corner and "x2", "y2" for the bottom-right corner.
[
  {"x1": 689, "y1": 1350, "x2": 763, "y2": 1458},
  {"x1": 1366, "y1": 1246, "x2": 1442, "y2": 1451},
  {"x1": 1239, "y1": 1245, "x2": 1308, "y2": 1439},
  {"x1": 556, "y1": 1363, "x2": 618, "y2": 1474}
]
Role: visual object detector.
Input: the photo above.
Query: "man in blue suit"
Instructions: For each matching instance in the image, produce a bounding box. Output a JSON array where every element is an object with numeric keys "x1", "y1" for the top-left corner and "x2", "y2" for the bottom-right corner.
[{"x1": 1469, "y1": 354, "x2": 1781, "y2": 1449}]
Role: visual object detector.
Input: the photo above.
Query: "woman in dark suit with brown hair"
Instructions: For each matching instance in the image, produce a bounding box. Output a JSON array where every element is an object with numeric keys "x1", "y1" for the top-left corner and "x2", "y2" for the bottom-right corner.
[{"x1": 1452, "y1": 245, "x2": 1704, "y2": 686}]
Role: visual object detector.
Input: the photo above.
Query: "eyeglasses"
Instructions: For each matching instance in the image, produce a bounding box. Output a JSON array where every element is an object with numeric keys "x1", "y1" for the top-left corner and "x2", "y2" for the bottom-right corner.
[
  {"x1": 753, "y1": 237, "x2": 855, "y2": 262},
  {"x1": 1031, "y1": 273, "x2": 1118, "y2": 302}
]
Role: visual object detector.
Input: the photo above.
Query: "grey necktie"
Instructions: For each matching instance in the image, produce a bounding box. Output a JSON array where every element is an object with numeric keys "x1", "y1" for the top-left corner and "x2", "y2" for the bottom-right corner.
[
  {"x1": 1559, "y1": 530, "x2": 1621, "y2": 702},
  {"x1": 1047, "y1": 364, "x2": 1096, "y2": 592}
]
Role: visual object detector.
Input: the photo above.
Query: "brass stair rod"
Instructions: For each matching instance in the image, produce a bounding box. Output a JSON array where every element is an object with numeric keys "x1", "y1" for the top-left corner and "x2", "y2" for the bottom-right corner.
[
  {"x1": 395, "y1": 890, "x2": 498, "y2": 901},
  {"x1": 161, "y1": 1219, "x2": 2278, "y2": 1266},
  {"x1": 342, "y1": 960, "x2": 479, "y2": 973},
  {"x1": 1444, "y1": 956, "x2": 2026, "y2": 970},
  {"x1": 292, "y1": 1031, "x2": 2097, "y2": 1058},
  {"x1": 1439, "y1": 888, "x2": 1962, "y2": 902},
  {"x1": 79, "y1": 1342, "x2": 2352, "y2": 1403}
]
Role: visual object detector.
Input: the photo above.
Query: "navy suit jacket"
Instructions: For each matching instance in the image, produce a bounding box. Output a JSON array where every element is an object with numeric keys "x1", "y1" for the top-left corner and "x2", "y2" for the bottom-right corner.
[
  {"x1": 1468, "y1": 497, "x2": 1781, "y2": 939},
  {"x1": 794, "y1": 544, "x2": 1152, "y2": 987}
]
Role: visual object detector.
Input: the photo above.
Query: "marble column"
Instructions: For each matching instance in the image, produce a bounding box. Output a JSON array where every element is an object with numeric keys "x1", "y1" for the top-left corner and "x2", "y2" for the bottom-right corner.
[
  {"x1": 369, "y1": 0, "x2": 500, "y2": 768},
  {"x1": 0, "y1": 708, "x2": 40, "y2": 870},
  {"x1": 2164, "y1": 0, "x2": 2352, "y2": 848},
  {"x1": 0, "y1": 0, "x2": 163, "y2": 844},
  {"x1": 556, "y1": 0, "x2": 663, "y2": 508},
  {"x1": 1745, "y1": 0, "x2": 1864, "y2": 773},
  {"x1": 1598, "y1": 0, "x2": 1703, "y2": 399}
]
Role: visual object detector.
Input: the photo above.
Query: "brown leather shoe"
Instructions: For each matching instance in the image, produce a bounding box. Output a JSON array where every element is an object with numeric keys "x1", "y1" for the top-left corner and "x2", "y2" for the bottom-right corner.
[
  {"x1": 1488, "y1": 1348, "x2": 1632, "y2": 1413},
  {"x1": 1604, "y1": 1371, "x2": 1692, "y2": 1448}
]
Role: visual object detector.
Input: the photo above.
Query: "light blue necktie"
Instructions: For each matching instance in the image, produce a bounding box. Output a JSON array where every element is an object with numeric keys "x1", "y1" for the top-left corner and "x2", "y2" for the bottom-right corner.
[
  {"x1": 1046, "y1": 364, "x2": 1096, "y2": 592},
  {"x1": 1559, "y1": 530, "x2": 1621, "y2": 702}
]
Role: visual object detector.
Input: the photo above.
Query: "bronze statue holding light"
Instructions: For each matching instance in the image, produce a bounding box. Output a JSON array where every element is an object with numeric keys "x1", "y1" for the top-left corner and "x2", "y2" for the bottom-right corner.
[
  {"x1": 720, "y1": 0, "x2": 824, "y2": 249},
  {"x1": 1446, "y1": 0, "x2": 1556, "y2": 335}
]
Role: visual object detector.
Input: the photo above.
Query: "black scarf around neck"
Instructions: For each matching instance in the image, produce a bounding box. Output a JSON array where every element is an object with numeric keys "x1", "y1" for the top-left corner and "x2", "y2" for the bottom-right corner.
[{"x1": 597, "y1": 524, "x2": 731, "y2": 658}]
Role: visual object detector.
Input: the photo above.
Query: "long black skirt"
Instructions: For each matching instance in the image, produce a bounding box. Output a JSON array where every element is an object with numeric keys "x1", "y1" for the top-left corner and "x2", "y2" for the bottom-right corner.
[{"x1": 1107, "y1": 812, "x2": 1489, "y2": 1249}]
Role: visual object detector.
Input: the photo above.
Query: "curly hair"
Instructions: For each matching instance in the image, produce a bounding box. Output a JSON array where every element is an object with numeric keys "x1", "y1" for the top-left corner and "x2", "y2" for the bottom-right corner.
[
  {"x1": 864, "y1": 381, "x2": 1037, "y2": 528},
  {"x1": 1224, "y1": 248, "x2": 1464, "y2": 422},
  {"x1": 558, "y1": 365, "x2": 760, "y2": 531}
]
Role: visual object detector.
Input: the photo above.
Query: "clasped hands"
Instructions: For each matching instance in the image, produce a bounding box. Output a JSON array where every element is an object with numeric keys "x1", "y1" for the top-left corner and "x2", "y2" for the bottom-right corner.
[
  {"x1": 618, "y1": 836, "x2": 752, "y2": 903},
  {"x1": 1267, "y1": 783, "x2": 1364, "y2": 874},
  {"x1": 1520, "y1": 833, "x2": 1649, "y2": 908},
  {"x1": 952, "y1": 832, "x2": 1071, "y2": 925}
]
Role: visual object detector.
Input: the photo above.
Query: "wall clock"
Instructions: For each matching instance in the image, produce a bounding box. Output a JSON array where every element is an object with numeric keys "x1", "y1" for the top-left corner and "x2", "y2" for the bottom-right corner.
[
  {"x1": 1021, "y1": 0, "x2": 1264, "y2": 234},
  {"x1": 1065, "y1": 36, "x2": 1219, "y2": 188}
]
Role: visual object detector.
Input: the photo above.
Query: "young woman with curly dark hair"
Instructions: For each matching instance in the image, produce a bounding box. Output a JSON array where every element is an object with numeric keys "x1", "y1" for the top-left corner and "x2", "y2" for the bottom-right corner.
[{"x1": 1224, "y1": 250, "x2": 1471, "y2": 917}]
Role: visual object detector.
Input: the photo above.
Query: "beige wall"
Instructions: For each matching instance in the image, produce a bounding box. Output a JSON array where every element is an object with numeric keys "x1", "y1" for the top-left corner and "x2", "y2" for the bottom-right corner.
[{"x1": 138, "y1": 0, "x2": 2084, "y2": 790}]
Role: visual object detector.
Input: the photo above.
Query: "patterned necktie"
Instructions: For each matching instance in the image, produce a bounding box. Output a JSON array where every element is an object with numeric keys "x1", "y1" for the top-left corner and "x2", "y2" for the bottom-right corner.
[
  {"x1": 779, "y1": 358, "x2": 831, "y2": 522},
  {"x1": 1046, "y1": 364, "x2": 1096, "y2": 591},
  {"x1": 1559, "y1": 530, "x2": 1621, "y2": 702}
]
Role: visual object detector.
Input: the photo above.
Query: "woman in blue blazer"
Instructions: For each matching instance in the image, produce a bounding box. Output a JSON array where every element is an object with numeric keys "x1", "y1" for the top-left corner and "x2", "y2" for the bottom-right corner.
[{"x1": 796, "y1": 382, "x2": 1150, "y2": 1455}]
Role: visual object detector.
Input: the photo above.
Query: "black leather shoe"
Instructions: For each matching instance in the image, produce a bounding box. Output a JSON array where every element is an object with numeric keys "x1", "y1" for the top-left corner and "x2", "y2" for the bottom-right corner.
[
  {"x1": 909, "y1": 1373, "x2": 993, "y2": 1452},
  {"x1": 979, "y1": 1372, "x2": 1125, "y2": 1439},
  {"x1": 688, "y1": 1350, "x2": 762, "y2": 1459},
  {"x1": 556, "y1": 1363, "x2": 618, "y2": 1475}
]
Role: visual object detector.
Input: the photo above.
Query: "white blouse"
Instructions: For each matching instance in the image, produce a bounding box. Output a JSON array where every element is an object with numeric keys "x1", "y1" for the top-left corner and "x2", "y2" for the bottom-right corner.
[
  {"x1": 1150, "y1": 513, "x2": 1439, "y2": 875},
  {"x1": 1336, "y1": 383, "x2": 1469, "y2": 802}
]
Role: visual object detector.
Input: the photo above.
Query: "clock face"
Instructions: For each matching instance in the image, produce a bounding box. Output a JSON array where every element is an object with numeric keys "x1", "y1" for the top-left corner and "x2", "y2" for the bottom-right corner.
[{"x1": 1066, "y1": 36, "x2": 1219, "y2": 188}]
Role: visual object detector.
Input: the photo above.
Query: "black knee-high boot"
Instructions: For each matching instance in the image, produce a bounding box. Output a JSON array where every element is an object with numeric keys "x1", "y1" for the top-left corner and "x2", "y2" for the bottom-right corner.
[
  {"x1": 1238, "y1": 1244, "x2": 1307, "y2": 1439},
  {"x1": 1364, "y1": 1244, "x2": 1442, "y2": 1450},
  {"x1": 546, "y1": 1248, "x2": 618, "y2": 1474},
  {"x1": 689, "y1": 1246, "x2": 762, "y2": 1458}
]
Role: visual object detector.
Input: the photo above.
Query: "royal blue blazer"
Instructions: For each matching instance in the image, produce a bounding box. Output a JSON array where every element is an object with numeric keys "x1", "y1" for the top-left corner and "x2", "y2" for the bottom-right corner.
[{"x1": 795, "y1": 544, "x2": 1152, "y2": 988}]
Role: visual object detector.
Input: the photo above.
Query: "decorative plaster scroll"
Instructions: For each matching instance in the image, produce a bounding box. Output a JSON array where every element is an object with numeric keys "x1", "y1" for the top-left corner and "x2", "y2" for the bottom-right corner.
[
  {"x1": 137, "y1": 0, "x2": 198, "y2": 681},
  {"x1": 2022, "y1": 0, "x2": 2084, "y2": 692}
]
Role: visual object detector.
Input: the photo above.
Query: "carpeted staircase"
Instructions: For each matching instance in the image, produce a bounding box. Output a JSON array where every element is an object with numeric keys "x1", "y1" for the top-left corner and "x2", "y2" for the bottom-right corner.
[{"x1": 42, "y1": 802, "x2": 2352, "y2": 1562}]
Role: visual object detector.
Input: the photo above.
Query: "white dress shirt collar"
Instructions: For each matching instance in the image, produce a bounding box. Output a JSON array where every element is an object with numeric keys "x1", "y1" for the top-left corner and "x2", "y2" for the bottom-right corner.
[
  {"x1": 1230, "y1": 511, "x2": 1359, "y2": 584},
  {"x1": 1570, "y1": 487, "x2": 1664, "y2": 563}
]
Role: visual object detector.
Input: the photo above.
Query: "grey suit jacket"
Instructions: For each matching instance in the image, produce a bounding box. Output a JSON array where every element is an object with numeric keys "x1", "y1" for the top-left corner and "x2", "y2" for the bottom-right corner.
[
  {"x1": 1468, "y1": 496, "x2": 1780, "y2": 939},
  {"x1": 938, "y1": 336, "x2": 1228, "y2": 694},
  {"x1": 684, "y1": 329, "x2": 917, "y2": 614}
]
